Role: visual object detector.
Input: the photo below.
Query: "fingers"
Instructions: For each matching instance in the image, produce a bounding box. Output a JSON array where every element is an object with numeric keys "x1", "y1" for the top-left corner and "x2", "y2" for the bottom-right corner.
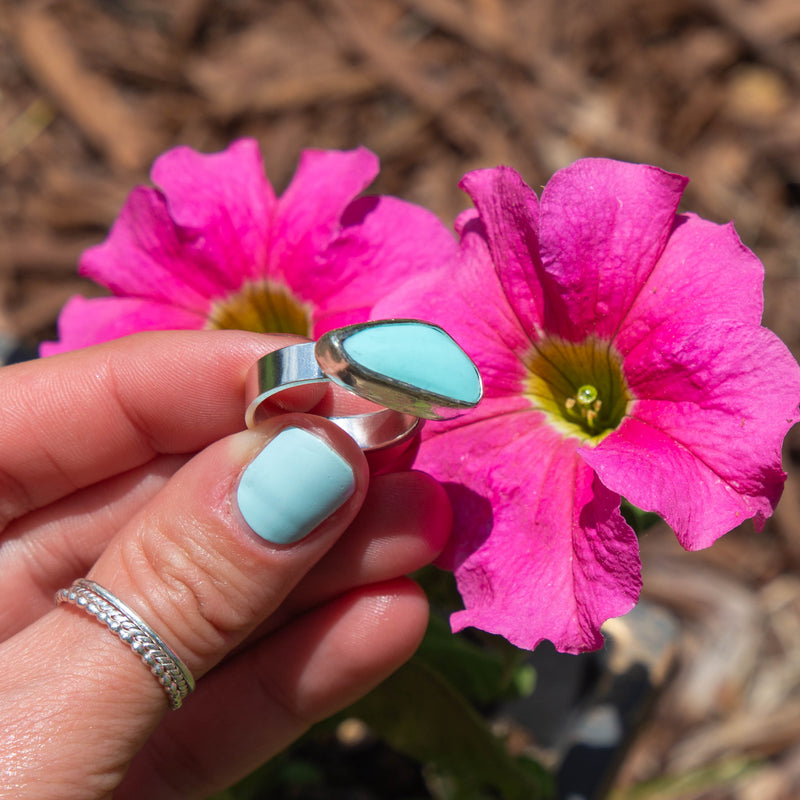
[
  {"x1": 0, "y1": 329, "x2": 455, "y2": 798},
  {"x1": 0, "y1": 415, "x2": 368, "y2": 792},
  {"x1": 264, "y1": 469, "x2": 451, "y2": 630},
  {"x1": 0, "y1": 330, "x2": 322, "y2": 529},
  {"x1": 0, "y1": 455, "x2": 187, "y2": 638},
  {"x1": 0, "y1": 468, "x2": 450, "y2": 643},
  {"x1": 120, "y1": 579, "x2": 428, "y2": 800}
]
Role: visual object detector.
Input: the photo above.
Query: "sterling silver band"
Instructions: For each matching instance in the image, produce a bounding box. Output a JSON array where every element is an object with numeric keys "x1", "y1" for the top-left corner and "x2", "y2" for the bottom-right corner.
[
  {"x1": 245, "y1": 340, "x2": 423, "y2": 451},
  {"x1": 55, "y1": 578, "x2": 195, "y2": 710}
]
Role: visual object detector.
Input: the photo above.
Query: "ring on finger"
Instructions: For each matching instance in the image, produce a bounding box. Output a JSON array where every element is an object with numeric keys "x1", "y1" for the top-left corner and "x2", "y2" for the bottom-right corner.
[{"x1": 56, "y1": 579, "x2": 195, "y2": 710}]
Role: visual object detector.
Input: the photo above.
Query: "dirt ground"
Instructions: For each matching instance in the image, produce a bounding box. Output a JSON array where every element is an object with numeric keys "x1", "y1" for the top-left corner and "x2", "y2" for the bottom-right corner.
[{"x1": 3, "y1": 1, "x2": 800, "y2": 798}]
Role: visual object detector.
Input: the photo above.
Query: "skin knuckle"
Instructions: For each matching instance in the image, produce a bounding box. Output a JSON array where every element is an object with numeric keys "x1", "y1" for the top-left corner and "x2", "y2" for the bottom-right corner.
[{"x1": 119, "y1": 513, "x2": 264, "y2": 660}]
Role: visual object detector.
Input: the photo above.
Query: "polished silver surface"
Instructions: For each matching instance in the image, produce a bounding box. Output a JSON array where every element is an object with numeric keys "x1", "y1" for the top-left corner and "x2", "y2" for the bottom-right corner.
[
  {"x1": 245, "y1": 341, "x2": 322, "y2": 427},
  {"x1": 328, "y1": 407, "x2": 423, "y2": 451},
  {"x1": 245, "y1": 340, "x2": 425, "y2": 450},
  {"x1": 56, "y1": 578, "x2": 195, "y2": 710}
]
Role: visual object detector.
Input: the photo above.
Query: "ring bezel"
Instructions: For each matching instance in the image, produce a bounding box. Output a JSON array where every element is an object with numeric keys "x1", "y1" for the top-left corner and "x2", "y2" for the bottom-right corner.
[{"x1": 315, "y1": 319, "x2": 480, "y2": 422}]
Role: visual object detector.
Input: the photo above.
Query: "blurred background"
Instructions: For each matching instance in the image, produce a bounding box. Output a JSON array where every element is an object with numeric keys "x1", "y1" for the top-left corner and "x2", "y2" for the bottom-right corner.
[{"x1": 2, "y1": 1, "x2": 800, "y2": 797}]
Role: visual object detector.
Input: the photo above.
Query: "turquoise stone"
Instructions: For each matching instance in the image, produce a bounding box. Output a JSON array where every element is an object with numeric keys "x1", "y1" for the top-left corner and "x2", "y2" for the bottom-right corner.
[{"x1": 342, "y1": 321, "x2": 482, "y2": 404}]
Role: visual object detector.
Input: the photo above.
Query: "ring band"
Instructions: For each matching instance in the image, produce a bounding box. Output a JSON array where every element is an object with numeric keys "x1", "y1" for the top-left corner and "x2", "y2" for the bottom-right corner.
[
  {"x1": 55, "y1": 579, "x2": 195, "y2": 710},
  {"x1": 245, "y1": 340, "x2": 423, "y2": 450},
  {"x1": 245, "y1": 319, "x2": 483, "y2": 451}
]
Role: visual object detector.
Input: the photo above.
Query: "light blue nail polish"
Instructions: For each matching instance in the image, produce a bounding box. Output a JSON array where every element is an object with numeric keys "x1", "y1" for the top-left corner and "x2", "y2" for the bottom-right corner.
[
  {"x1": 237, "y1": 427, "x2": 355, "y2": 544},
  {"x1": 342, "y1": 321, "x2": 482, "y2": 405}
]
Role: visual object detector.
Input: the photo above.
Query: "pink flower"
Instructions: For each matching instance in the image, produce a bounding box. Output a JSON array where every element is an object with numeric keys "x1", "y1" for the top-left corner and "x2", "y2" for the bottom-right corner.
[
  {"x1": 42, "y1": 139, "x2": 457, "y2": 354},
  {"x1": 375, "y1": 159, "x2": 800, "y2": 654}
]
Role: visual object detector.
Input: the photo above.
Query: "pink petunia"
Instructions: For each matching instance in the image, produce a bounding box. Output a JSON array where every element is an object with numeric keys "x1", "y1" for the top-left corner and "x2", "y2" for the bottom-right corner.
[
  {"x1": 41, "y1": 139, "x2": 457, "y2": 354},
  {"x1": 374, "y1": 159, "x2": 800, "y2": 654}
]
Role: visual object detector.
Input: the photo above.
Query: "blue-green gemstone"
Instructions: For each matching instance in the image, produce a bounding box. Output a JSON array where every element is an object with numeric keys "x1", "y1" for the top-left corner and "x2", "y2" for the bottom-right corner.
[{"x1": 342, "y1": 321, "x2": 482, "y2": 405}]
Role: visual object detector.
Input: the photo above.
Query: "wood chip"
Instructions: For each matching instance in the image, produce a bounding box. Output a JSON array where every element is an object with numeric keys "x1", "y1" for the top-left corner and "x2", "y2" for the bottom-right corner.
[{"x1": 12, "y1": 7, "x2": 162, "y2": 171}]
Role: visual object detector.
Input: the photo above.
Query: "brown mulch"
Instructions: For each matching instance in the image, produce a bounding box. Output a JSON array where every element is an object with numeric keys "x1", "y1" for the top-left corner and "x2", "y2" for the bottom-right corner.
[{"x1": 3, "y1": 1, "x2": 800, "y2": 797}]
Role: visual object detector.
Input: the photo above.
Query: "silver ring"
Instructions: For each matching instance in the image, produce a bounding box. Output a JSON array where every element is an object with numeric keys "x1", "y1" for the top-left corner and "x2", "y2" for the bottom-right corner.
[
  {"x1": 55, "y1": 579, "x2": 195, "y2": 710},
  {"x1": 245, "y1": 319, "x2": 483, "y2": 451}
]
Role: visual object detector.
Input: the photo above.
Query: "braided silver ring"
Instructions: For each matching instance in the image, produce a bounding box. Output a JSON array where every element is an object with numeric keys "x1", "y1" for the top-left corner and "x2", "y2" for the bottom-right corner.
[{"x1": 55, "y1": 578, "x2": 195, "y2": 710}]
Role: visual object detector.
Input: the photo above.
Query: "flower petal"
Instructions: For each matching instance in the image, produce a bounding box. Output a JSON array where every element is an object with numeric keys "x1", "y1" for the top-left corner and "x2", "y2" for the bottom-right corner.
[
  {"x1": 270, "y1": 147, "x2": 379, "y2": 295},
  {"x1": 80, "y1": 186, "x2": 238, "y2": 310},
  {"x1": 415, "y1": 414, "x2": 641, "y2": 653},
  {"x1": 374, "y1": 208, "x2": 532, "y2": 399},
  {"x1": 308, "y1": 195, "x2": 458, "y2": 337},
  {"x1": 458, "y1": 167, "x2": 546, "y2": 338},
  {"x1": 40, "y1": 295, "x2": 205, "y2": 356},
  {"x1": 615, "y1": 214, "x2": 765, "y2": 355},
  {"x1": 538, "y1": 159, "x2": 687, "y2": 339},
  {"x1": 150, "y1": 138, "x2": 275, "y2": 286},
  {"x1": 583, "y1": 320, "x2": 800, "y2": 549}
]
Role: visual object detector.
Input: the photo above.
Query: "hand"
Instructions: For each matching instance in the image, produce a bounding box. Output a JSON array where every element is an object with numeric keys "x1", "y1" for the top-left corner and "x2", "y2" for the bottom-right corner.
[{"x1": 0, "y1": 330, "x2": 451, "y2": 799}]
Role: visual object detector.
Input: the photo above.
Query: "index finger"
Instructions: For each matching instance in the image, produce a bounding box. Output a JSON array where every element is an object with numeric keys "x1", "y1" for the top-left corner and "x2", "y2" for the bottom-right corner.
[{"x1": 0, "y1": 330, "x2": 319, "y2": 529}]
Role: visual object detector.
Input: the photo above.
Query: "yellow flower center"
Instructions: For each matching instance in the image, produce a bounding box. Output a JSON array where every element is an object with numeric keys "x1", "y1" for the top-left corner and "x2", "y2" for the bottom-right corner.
[
  {"x1": 525, "y1": 336, "x2": 631, "y2": 444},
  {"x1": 205, "y1": 281, "x2": 311, "y2": 335}
]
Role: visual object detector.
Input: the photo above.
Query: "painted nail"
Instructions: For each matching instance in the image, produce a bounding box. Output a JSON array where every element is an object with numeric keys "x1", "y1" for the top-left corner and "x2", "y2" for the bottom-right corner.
[{"x1": 237, "y1": 427, "x2": 355, "y2": 544}]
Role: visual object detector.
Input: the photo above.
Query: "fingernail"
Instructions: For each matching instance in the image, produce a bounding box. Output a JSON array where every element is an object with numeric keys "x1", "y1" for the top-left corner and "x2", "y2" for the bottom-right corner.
[{"x1": 237, "y1": 427, "x2": 355, "y2": 544}]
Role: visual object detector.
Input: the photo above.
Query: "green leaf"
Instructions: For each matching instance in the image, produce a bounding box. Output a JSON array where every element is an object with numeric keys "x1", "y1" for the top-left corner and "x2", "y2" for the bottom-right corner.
[
  {"x1": 347, "y1": 656, "x2": 552, "y2": 800},
  {"x1": 620, "y1": 498, "x2": 662, "y2": 534},
  {"x1": 415, "y1": 614, "x2": 515, "y2": 706},
  {"x1": 412, "y1": 568, "x2": 537, "y2": 707}
]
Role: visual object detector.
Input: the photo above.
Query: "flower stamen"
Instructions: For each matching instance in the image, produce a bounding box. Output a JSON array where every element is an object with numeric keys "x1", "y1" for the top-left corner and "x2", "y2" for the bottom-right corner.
[
  {"x1": 525, "y1": 338, "x2": 631, "y2": 444},
  {"x1": 206, "y1": 280, "x2": 311, "y2": 335},
  {"x1": 565, "y1": 385, "x2": 603, "y2": 432}
]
